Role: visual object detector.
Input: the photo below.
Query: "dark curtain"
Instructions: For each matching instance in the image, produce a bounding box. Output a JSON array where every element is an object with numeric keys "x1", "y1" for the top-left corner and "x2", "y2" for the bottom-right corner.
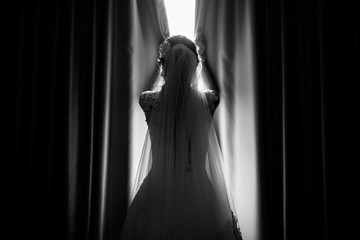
[
  {"x1": 254, "y1": 0, "x2": 360, "y2": 240},
  {"x1": 5, "y1": 0, "x2": 131, "y2": 239}
]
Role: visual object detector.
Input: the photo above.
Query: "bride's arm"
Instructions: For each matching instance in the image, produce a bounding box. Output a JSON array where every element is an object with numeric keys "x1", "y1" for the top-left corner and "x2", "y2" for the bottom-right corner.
[
  {"x1": 196, "y1": 35, "x2": 220, "y2": 92},
  {"x1": 201, "y1": 60, "x2": 220, "y2": 93}
]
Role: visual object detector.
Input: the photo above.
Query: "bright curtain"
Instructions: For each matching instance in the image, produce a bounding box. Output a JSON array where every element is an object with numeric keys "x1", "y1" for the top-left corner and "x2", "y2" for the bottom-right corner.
[
  {"x1": 195, "y1": 1, "x2": 258, "y2": 240},
  {"x1": 129, "y1": 0, "x2": 169, "y2": 206}
]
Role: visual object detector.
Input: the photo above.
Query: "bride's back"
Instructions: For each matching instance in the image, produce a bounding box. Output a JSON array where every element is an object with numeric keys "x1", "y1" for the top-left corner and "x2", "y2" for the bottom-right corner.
[{"x1": 139, "y1": 88, "x2": 219, "y2": 175}]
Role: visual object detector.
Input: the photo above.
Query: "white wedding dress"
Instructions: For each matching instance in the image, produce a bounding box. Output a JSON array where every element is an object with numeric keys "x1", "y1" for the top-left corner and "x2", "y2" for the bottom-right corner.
[{"x1": 121, "y1": 44, "x2": 243, "y2": 240}]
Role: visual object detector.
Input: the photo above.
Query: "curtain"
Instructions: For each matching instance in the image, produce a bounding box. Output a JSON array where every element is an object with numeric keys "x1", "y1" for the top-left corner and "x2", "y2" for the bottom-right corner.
[
  {"x1": 195, "y1": 1, "x2": 258, "y2": 240},
  {"x1": 254, "y1": 0, "x2": 360, "y2": 240},
  {"x1": 5, "y1": 0, "x2": 131, "y2": 239},
  {"x1": 128, "y1": 0, "x2": 169, "y2": 207}
]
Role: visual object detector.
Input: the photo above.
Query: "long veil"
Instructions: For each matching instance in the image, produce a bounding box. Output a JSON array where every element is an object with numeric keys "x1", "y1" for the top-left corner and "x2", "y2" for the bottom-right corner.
[{"x1": 125, "y1": 43, "x2": 241, "y2": 239}]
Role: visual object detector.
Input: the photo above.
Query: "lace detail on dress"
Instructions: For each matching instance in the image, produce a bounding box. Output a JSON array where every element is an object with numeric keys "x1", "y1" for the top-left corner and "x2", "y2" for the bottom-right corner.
[
  {"x1": 139, "y1": 90, "x2": 220, "y2": 124},
  {"x1": 216, "y1": 211, "x2": 244, "y2": 240},
  {"x1": 231, "y1": 211, "x2": 244, "y2": 240},
  {"x1": 139, "y1": 91, "x2": 158, "y2": 124},
  {"x1": 205, "y1": 90, "x2": 220, "y2": 116}
]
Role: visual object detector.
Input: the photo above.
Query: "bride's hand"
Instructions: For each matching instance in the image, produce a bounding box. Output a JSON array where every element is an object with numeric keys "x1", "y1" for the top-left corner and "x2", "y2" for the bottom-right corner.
[{"x1": 195, "y1": 34, "x2": 206, "y2": 61}]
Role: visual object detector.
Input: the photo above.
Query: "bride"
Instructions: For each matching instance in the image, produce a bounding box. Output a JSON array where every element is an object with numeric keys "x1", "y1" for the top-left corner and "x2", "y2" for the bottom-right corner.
[{"x1": 121, "y1": 35, "x2": 243, "y2": 240}]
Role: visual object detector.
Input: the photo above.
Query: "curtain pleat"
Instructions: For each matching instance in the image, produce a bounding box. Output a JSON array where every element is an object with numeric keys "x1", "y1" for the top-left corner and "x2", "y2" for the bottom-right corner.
[
  {"x1": 6, "y1": 0, "x2": 131, "y2": 239},
  {"x1": 128, "y1": 0, "x2": 168, "y2": 208},
  {"x1": 195, "y1": 1, "x2": 258, "y2": 239},
  {"x1": 254, "y1": 0, "x2": 360, "y2": 240}
]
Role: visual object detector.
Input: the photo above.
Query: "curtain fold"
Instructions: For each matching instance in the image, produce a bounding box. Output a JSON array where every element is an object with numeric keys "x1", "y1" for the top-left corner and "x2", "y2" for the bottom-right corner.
[
  {"x1": 5, "y1": 1, "x2": 74, "y2": 239},
  {"x1": 6, "y1": 0, "x2": 131, "y2": 239},
  {"x1": 128, "y1": 0, "x2": 169, "y2": 206},
  {"x1": 5, "y1": 0, "x2": 167, "y2": 239},
  {"x1": 195, "y1": 1, "x2": 258, "y2": 240},
  {"x1": 254, "y1": 0, "x2": 360, "y2": 240}
]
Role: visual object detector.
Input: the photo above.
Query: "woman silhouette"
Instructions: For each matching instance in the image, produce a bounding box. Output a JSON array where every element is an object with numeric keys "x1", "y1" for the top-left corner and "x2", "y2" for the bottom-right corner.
[{"x1": 121, "y1": 35, "x2": 243, "y2": 240}]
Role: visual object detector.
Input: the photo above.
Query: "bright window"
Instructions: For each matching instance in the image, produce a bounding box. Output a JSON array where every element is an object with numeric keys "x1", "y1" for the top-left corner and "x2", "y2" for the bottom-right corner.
[{"x1": 164, "y1": 0, "x2": 196, "y2": 41}]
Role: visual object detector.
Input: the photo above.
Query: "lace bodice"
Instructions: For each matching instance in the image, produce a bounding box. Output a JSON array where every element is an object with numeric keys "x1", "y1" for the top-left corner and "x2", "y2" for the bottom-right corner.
[{"x1": 139, "y1": 90, "x2": 220, "y2": 124}]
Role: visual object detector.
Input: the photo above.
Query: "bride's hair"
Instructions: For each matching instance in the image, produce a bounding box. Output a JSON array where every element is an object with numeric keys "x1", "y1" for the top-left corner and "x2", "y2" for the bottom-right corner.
[
  {"x1": 152, "y1": 35, "x2": 201, "y2": 91},
  {"x1": 157, "y1": 35, "x2": 199, "y2": 67}
]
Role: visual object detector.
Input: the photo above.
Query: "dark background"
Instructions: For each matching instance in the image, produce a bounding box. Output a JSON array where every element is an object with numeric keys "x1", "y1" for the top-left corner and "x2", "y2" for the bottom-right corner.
[
  {"x1": 4, "y1": 0, "x2": 359, "y2": 239},
  {"x1": 255, "y1": 0, "x2": 360, "y2": 239}
]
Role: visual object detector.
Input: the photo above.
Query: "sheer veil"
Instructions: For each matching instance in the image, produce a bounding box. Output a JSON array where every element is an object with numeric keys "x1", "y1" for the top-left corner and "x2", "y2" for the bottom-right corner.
[{"x1": 126, "y1": 39, "x2": 241, "y2": 239}]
